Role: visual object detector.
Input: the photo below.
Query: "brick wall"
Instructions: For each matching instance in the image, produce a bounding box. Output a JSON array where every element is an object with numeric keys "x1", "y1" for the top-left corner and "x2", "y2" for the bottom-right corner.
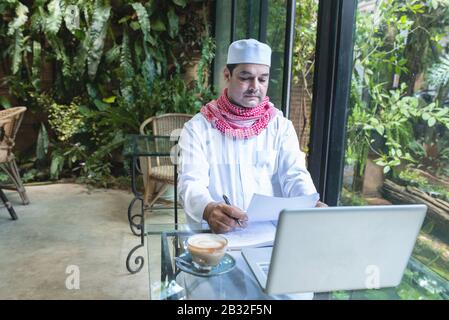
[{"x1": 289, "y1": 78, "x2": 313, "y2": 155}]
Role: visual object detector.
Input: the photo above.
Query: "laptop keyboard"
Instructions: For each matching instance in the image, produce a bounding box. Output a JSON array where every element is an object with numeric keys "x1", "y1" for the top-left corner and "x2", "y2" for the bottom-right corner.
[{"x1": 257, "y1": 262, "x2": 270, "y2": 276}]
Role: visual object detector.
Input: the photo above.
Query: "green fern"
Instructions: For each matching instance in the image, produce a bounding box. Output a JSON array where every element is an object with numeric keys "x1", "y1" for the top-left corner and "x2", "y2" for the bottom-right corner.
[
  {"x1": 8, "y1": 2, "x2": 28, "y2": 74},
  {"x1": 129, "y1": 3, "x2": 155, "y2": 94},
  {"x1": 428, "y1": 53, "x2": 449, "y2": 88},
  {"x1": 47, "y1": 35, "x2": 72, "y2": 78},
  {"x1": 141, "y1": 56, "x2": 155, "y2": 94},
  {"x1": 87, "y1": 1, "x2": 111, "y2": 80},
  {"x1": 31, "y1": 41, "x2": 41, "y2": 90},
  {"x1": 131, "y1": 3, "x2": 151, "y2": 47},
  {"x1": 73, "y1": 37, "x2": 88, "y2": 79},
  {"x1": 63, "y1": 4, "x2": 80, "y2": 35},
  {"x1": 72, "y1": 4, "x2": 92, "y2": 80},
  {"x1": 172, "y1": 0, "x2": 187, "y2": 7},
  {"x1": 105, "y1": 44, "x2": 121, "y2": 64},
  {"x1": 120, "y1": 29, "x2": 135, "y2": 79},
  {"x1": 167, "y1": 7, "x2": 179, "y2": 39},
  {"x1": 120, "y1": 28, "x2": 135, "y2": 107},
  {"x1": 36, "y1": 122, "x2": 49, "y2": 162},
  {"x1": 83, "y1": 5, "x2": 91, "y2": 27},
  {"x1": 45, "y1": 0, "x2": 63, "y2": 35},
  {"x1": 30, "y1": 7, "x2": 45, "y2": 33},
  {"x1": 11, "y1": 30, "x2": 24, "y2": 74},
  {"x1": 7, "y1": 2, "x2": 28, "y2": 35}
]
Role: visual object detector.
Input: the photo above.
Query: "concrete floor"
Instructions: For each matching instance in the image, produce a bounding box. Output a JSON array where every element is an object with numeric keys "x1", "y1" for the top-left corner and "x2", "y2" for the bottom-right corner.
[{"x1": 0, "y1": 183, "x2": 183, "y2": 299}]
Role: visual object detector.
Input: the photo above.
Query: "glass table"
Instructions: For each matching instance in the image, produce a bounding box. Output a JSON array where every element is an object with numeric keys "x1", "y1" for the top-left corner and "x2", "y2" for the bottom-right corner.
[
  {"x1": 145, "y1": 223, "x2": 449, "y2": 300},
  {"x1": 124, "y1": 134, "x2": 178, "y2": 274}
]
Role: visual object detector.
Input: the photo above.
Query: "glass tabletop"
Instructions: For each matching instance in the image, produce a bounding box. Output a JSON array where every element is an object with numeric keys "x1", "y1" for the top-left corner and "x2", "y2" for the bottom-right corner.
[
  {"x1": 123, "y1": 134, "x2": 177, "y2": 157},
  {"x1": 145, "y1": 223, "x2": 449, "y2": 300}
]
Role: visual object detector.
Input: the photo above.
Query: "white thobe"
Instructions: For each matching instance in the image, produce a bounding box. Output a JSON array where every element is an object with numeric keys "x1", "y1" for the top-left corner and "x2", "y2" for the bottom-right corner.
[{"x1": 177, "y1": 110, "x2": 318, "y2": 224}]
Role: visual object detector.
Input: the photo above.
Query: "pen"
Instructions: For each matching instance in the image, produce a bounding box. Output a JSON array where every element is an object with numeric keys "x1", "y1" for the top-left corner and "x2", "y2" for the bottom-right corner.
[{"x1": 222, "y1": 194, "x2": 243, "y2": 227}]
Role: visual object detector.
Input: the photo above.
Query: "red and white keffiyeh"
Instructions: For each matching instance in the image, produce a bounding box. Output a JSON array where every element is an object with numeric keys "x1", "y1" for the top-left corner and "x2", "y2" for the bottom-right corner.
[{"x1": 200, "y1": 89, "x2": 276, "y2": 139}]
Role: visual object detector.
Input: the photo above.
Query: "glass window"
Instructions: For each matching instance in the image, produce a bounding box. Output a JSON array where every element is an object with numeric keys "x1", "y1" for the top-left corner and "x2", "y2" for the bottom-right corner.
[
  {"x1": 265, "y1": 0, "x2": 286, "y2": 108},
  {"x1": 213, "y1": 0, "x2": 232, "y2": 93},
  {"x1": 213, "y1": 0, "x2": 288, "y2": 108},
  {"x1": 213, "y1": 0, "x2": 318, "y2": 155},
  {"x1": 291, "y1": 0, "x2": 318, "y2": 155},
  {"x1": 341, "y1": 0, "x2": 449, "y2": 284},
  {"x1": 235, "y1": 0, "x2": 261, "y2": 40}
]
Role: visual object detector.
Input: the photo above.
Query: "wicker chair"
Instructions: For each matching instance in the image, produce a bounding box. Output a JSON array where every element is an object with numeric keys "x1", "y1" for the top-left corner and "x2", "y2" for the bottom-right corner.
[
  {"x1": 0, "y1": 107, "x2": 29, "y2": 205},
  {"x1": 139, "y1": 113, "x2": 193, "y2": 208},
  {"x1": 0, "y1": 117, "x2": 18, "y2": 219}
]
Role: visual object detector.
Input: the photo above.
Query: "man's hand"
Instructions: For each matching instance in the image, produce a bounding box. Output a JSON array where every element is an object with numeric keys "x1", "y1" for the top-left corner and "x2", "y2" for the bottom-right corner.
[
  {"x1": 315, "y1": 201, "x2": 328, "y2": 207},
  {"x1": 203, "y1": 202, "x2": 248, "y2": 234}
]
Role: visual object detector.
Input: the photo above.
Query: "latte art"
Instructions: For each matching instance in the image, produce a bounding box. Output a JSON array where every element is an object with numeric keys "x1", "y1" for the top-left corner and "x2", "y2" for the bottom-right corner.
[
  {"x1": 189, "y1": 235, "x2": 226, "y2": 250},
  {"x1": 186, "y1": 234, "x2": 228, "y2": 269}
]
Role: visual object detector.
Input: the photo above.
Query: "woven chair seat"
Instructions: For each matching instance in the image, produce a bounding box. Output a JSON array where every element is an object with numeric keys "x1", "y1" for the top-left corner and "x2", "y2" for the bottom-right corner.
[
  {"x1": 0, "y1": 149, "x2": 8, "y2": 163},
  {"x1": 0, "y1": 106, "x2": 29, "y2": 205},
  {"x1": 139, "y1": 113, "x2": 193, "y2": 208},
  {"x1": 149, "y1": 165, "x2": 174, "y2": 183}
]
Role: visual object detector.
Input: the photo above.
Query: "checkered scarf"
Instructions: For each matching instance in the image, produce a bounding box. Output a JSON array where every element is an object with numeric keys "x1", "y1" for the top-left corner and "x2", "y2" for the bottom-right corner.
[{"x1": 200, "y1": 88, "x2": 276, "y2": 139}]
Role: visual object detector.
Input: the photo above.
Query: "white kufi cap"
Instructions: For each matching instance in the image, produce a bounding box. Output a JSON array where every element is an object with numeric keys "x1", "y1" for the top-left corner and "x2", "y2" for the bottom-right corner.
[{"x1": 227, "y1": 39, "x2": 271, "y2": 67}]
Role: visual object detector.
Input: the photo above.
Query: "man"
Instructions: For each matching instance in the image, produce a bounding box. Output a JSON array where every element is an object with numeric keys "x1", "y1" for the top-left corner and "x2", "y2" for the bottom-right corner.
[{"x1": 178, "y1": 39, "x2": 326, "y2": 234}]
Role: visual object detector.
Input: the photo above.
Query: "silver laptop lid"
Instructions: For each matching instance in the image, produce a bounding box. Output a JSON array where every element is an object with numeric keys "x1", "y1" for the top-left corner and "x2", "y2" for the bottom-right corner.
[{"x1": 265, "y1": 204, "x2": 427, "y2": 295}]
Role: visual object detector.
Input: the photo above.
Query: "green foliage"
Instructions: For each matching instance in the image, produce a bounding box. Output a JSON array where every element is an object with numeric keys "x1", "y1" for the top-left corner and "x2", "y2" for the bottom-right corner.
[
  {"x1": 408, "y1": 138, "x2": 449, "y2": 178},
  {"x1": 0, "y1": 0, "x2": 214, "y2": 186},
  {"x1": 8, "y1": 2, "x2": 28, "y2": 75},
  {"x1": 167, "y1": 7, "x2": 179, "y2": 39},
  {"x1": 398, "y1": 167, "x2": 428, "y2": 186},
  {"x1": 196, "y1": 36, "x2": 215, "y2": 90},
  {"x1": 292, "y1": 0, "x2": 317, "y2": 88},
  {"x1": 131, "y1": 3, "x2": 151, "y2": 46},
  {"x1": 86, "y1": 1, "x2": 111, "y2": 80},
  {"x1": 0, "y1": 172, "x2": 9, "y2": 183},
  {"x1": 339, "y1": 188, "x2": 368, "y2": 206},
  {"x1": 31, "y1": 41, "x2": 41, "y2": 90},
  {"x1": 7, "y1": 2, "x2": 28, "y2": 35},
  {"x1": 346, "y1": 1, "x2": 449, "y2": 192},
  {"x1": 47, "y1": 99, "x2": 84, "y2": 142},
  {"x1": 172, "y1": 0, "x2": 187, "y2": 7},
  {"x1": 36, "y1": 123, "x2": 49, "y2": 162},
  {"x1": 119, "y1": 27, "x2": 135, "y2": 106},
  {"x1": 428, "y1": 53, "x2": 449, "y2": 88},
  {"x1": 0, "y1": 96, "x2": 12, "y2": 108},
  {"x1": 44, "y1": 0, "x2": 63, "y2": 35},
  {"x1": 397, "y1": 167, "x2": 449, "y2": 202}
]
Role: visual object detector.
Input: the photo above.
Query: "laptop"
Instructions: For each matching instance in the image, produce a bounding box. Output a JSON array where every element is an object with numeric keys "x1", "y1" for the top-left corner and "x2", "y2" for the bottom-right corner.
[{"x1": 242, "y1": 204, "x2": 427, "y2": 295}]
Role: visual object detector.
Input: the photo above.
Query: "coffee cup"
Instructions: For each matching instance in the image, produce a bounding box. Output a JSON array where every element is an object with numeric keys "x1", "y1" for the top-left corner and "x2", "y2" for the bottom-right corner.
[{"x1": 186, "y1": 233, "x2": 228, "y2": 270}]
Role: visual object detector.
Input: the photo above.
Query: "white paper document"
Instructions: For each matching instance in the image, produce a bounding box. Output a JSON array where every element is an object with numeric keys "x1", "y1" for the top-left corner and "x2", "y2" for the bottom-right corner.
[
  {"x1": 223, "y1": 193, "x2": 319, "y2": 249},
  {"x1": 245, "y1": 193, "x2": 320, "y2": 222},
  {"x1": 224, "y1": 221, "x2": 276, "y2": 250}
]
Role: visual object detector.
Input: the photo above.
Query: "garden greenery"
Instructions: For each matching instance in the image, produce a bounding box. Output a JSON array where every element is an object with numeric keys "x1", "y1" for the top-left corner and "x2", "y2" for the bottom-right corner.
[
  {"x1": 347, "y1": 0, "x2": 449, "y2": 192},
  {"x1": 0, "y1": 0, "x2": 215, "y2": 186}
]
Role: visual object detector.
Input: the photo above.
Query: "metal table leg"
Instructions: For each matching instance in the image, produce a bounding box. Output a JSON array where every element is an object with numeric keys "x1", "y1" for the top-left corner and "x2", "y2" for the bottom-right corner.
[
  {"x1": 126, "y1": 195, "x2": 145, "y2": 274},
  {"x1": 126, "y1": 156, "x2": 145, "y2": 274},
  {"x1": 174, "y1": 164, "x2": 178, "y2": 225}
]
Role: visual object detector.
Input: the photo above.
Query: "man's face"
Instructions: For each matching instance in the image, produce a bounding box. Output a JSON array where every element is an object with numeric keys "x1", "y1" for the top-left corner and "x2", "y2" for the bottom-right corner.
[{"x1": 224, "y1": 64, "x2": 270, "y2": 108}]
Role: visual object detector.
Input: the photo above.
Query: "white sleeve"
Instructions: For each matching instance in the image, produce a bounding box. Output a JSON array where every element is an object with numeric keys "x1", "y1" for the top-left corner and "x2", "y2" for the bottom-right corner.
[
  {"x1": 177, "y1": 122, "x2": 214, "y2": 224},
  {"x1": 277, "y1": 121, "x2": 318, "y2": 197}
]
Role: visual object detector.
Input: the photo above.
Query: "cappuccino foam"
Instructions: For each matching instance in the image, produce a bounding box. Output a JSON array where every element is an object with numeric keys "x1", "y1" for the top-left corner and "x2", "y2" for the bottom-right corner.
[{"x1": 188, "y1": 234, "x2": 227, "y2": 250}]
